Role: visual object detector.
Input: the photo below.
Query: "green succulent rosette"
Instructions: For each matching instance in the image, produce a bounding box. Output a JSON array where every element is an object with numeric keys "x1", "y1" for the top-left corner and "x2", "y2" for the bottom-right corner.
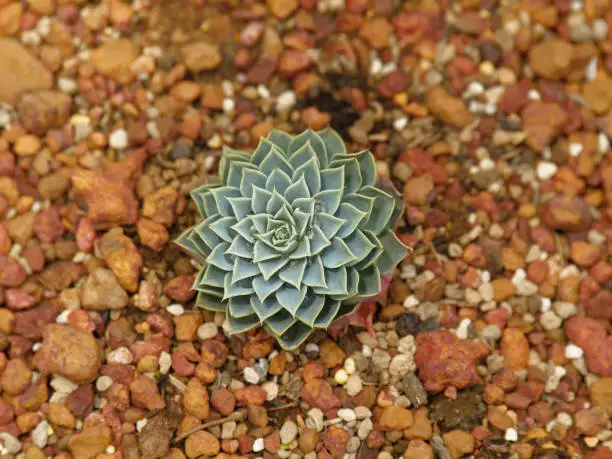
[{"x1": 177, "y1": 128, "x2": 407, "y2": 349}]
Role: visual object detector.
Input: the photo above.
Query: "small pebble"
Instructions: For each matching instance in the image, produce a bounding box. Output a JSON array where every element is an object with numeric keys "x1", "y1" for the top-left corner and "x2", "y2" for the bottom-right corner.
[
  {"x1": 243, "y1": 366, "x2": 260, "y2": 384},
  {"x1": 166, "y1": 304, "x2": 185, "y2": 316},
  {"x1": 109, "y1": 129, "x2": 128, "y2": 150},
  {"x1": 505, "y1": 428, "x2": 518, "y2": 442},
  {"x1": 338, "y1": 408, "x2": 357, "y2": 422},
  {"x1": 253, "y1": 438, "x2": 264, "y2": 452},
  {"x1": 565, "y1": 344, "x2": 584, "y2": 359},
  {"x1": 197, "y1": 323, "x2": 218, "y2": 340},
  {"x1": 334, "y1": 369, "x2": 348, "y2": 384}
]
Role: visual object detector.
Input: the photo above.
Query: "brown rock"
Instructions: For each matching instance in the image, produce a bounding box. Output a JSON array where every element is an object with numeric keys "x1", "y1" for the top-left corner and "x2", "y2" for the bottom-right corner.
[
  {"x1": 414, "y1": 331, "x2": 488, "y2": 393},
  {"x1": 247, "y1": 405, "x2": 268, "y2": 427},
  {"x1": 541, "y1": 194, "x2": 592, "y2": 231},
  {"x1": 443, "y1": 430, "x2": 475, "y2": 459},
  {"x1": 404, "y1": 174, "x2": 435, "y2": 206},
  {"x1": 0, "y1": 2, "x2": 22, "y2": 36},
  {"x1": 379, "y1": 406, "x2": 413, "y2": 431},
  {"x1": 585, "y1": 290, "x2": 612, "y2": 319},
  {"x1": 528, "y1": 40, "x2": 574, "y2": 80},
  {"x1": 130, "y1": 375, "x2": 166, "y2": 411},
  {"x1": 183, "y1": 378, "x2": 210, "y2": 420},
  {"x1": 521, "y1": 102, "x2": 567, "y2": 152},
  {"x1": 67, "y1": 423, "x2": 112, "y2": 459},
  {"x1": 425, "y1": 85, "x2": 474, "y2": 128},
  {"x1": 173, "y1": 313, "x2": 202, "y2": 342},
  {"x1": 17, "y1": 90, "x2": 72, "y2": 135},
  {"x1": 185, "y1": 431, "x2": 220, "y2": 458},
  {"x1": 0, "y1": 255, "x2": 27, "y2": 287},
  {"x1": 80, "y1": 267, "x2": 129, "y2": 310},
  {"x1": 582, "y1": 70, "x2": 612, "y2": 115},
  {"x1": 0, "y1": 38, "x2": 53, "y2": 104},
  {"x1": 38, "y1": 261, "x2": 85, "y2": 291},
  {"x1": 301, "y1": 378, "x2": 342, "y2": 412},
  {"x1": 211, "y1": 388, "x2": 236, "y2": 416},
  {"x1": 71, "y1": 148, "x2": 146, "y2": 229},
  {"x1": 267, "y1": 0, "x2": 298, "y2": 19},
  {"x1": 91, "y1": 39, "x2": 140, "y2": 84},
  {"x1": 34, "y1": 324, "x2": 101, "y2": 384},
  {"x1": 137, "y1": 218, "x2": 169, "y2": 252},
  {"x1": 141, "y1": 186, "x2": 179, "y2": 227},
  {"x1": 589, "y1": 377, "x2": 612, "y2": 415},
  {"x1": 404, "y1": 408, "x2": 432, "y2": 440},
  {"x1": 405, "y1": 439, "x2": 434, "y2": 459},
  {"x1": 299, "y1": 427, "x2": 318, "y2": 454},
  {"x1": 359, "y1": 17, "x2": 392, "y2": 49},
  {"x1": 322, "y1": 425, "x2": 350, "y2": 458},
  {"x1": 48, "y1": 403, "x2": 76, "y2": 429},
  {"x1": 235, "y1": 385, "x2": 267, "y2": 406},
  {"x1": 500, "y1": 328, "x2": 529, "y2": 370},
  {"x1": 181, "y1": 41, "x2": 222, "y2": 72},
  {"x1": 319, "y1": 339, "x2": 346, "y2": 369},
  {"x1": 97, "y1": 228, "x2": 143, "y2": 292},
  {"x1": 575, "y1": 407, "x2": 609, "y2": 436},
  {"x1": 1, "y1": 359, "x2": 31, "y2": 395}
]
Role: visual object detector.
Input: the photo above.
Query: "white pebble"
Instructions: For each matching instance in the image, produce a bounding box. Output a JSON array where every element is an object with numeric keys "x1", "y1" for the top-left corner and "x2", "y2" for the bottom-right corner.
[
  {"x1": 0, "y1": 433, "x2": 21, "y2": 454},
  {"x1": 166, "y1": 304, "x2": 184, "y2": 316},
  {"x1": 334, "y1": 369, "x2": 348, "y2": 385},
  {"x1": 338, "y1": 408, "x2": 357, "y2": 422},
  {"x1": 276, "y1": 90, "x2": 297, "y2": 112},
  {"x1": 505, "y1": 428, "x2": 518, "y2": 442},
  {"x1": 536, "y1": 161, "x2": 558, "y2": 181},
  {"x1": 280, "y1": 420, "x2": 298, "y2": 444},
  {"x1": 253, "y1": 438, "x2": 265, "y2": 452},
  {"x1": 261, "y1": 381, "x2": 278, "y2": 401},
  {"x1": 222, "y1": 98, "x2": 235, "y2": 114},
  {"x1": 599, "y1": 133, "x2": 610, "y2": 154},
  {"x1": 568, "y1": 143, "x2": 583, "y2": 157},
  {"x1": 136, "y1": 418, "x2": 148, "y2": 432},
  {"x1": 344, "y1": 357, "x2": 356, "y2": 375},
  {"x1": 159, "y1": 351, "x2": 172, "y2": 374},
  {"x1": 55, "y1": 309, "x2": 71, "y2": 324},
  {"x1": 565, "y1": 344, "x2": 584, "y2": 359},
  {"x1": 456, "y1": 319, "x2": 471, "y2": 340},
  {"x1": 95, "y1": 375, "x2": 113, "y2": 392},
  {"x1": 109, "y1": 129, "x2": 128, "y2": 150},
  {"x1": 540, "y1": 311, "x2": 562, "y2": 331},
  {"x1": 393, "y1": 117, "x2": 408, "y2": 131},
  {"x1": 107, "y1": 347, "x2": 133, "y2": 365},
  {"x1": 345, "y1": 374, "x2": 363, "y2": 396},
  {"x1": 31, "y1": 421, "x2": 49, "y2": 448},
  {"x1": 243, "y1": 367, "x2": 260, "y2": 384},
  {"x1": 197, "y1": 322, "x2": 218, "y2": 340}
]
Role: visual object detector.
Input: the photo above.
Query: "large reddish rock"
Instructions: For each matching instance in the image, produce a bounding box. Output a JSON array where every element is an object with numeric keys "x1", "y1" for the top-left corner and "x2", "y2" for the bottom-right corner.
[
  {"x1": 521, "y1": 102, "x2": 567, "y2": 152},
  {"x1": 34, "y1": 324, "x2": 102, "y2": 384},
  {"x1": 71, "y1": 148, "x2": 146, "y2": 229},
  {"x1": 301, "y1": 378, "x2": 342, "y2": 412},
  {"x1": 541, "y1": 194, "x2": 592, "y2": 231},
  {"x1": 414, "y1": 331, "x2": 488, "y2": 393},
  {"x1": 565, "y1": 317, "x2": 612, "y2": 376}
]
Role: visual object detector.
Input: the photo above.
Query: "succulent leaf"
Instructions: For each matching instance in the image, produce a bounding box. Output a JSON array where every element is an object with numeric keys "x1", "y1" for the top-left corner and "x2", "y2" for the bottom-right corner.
[{"x1": 179, "y1": 128, "x2": 407, "y2": 349}]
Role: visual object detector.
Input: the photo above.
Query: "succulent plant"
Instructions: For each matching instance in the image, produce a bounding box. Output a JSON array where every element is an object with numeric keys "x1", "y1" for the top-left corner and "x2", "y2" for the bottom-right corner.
[{"x1": 177, "y1": 128, "x2": 407, "y2": 349}]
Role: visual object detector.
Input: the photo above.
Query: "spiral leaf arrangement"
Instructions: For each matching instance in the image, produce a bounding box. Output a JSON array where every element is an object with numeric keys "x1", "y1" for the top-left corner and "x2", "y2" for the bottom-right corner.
[{"x1": 177, "y1": 129, "x2": 407, "y2": 349}]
